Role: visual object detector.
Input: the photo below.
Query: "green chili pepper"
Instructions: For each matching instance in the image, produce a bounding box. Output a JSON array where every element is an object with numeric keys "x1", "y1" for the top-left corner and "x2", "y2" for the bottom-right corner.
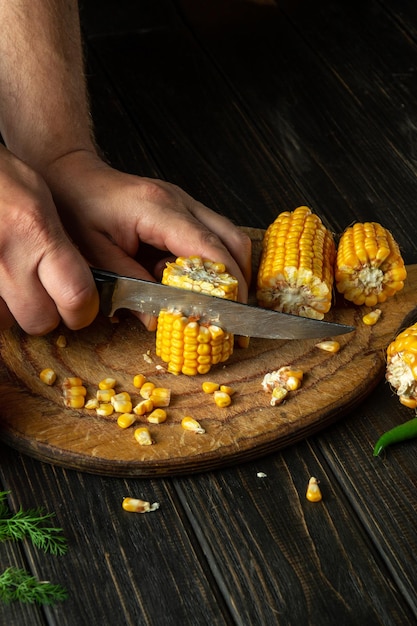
[{"x1": 373, "y1": 416, "x2": 417, "y2": 456}]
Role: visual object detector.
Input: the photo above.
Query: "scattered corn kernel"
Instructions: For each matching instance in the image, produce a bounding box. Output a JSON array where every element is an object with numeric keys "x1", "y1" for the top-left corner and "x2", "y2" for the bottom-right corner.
[
  {"x1": 122, "y1": 497, "x2": 160, "y2": 513},
  {"x1": 63, "y1": 376, "x2": 83, "y2": 388},
  {"x1": 56, "y1": 335, "x2": 67, "y2": 348},
  {"x1": 149, "y1": 387, "x2": 171, "y2": 407},
  {"x1": 306, "y1": 477, "x2": 322, "y2": 502},
  {"x1": 140, "y1": 382, "x2": 156, "y2": 399},
  {"x1": 98, "y1": 377, "x2": 117, "y2": 390},
  {"x1": 220, "y1": 385, "x2": 235, "y2": 396},
  {"x1": 117, "y1": 413, "x2": 136, "y2": 429},
  {"x1": 85, "y1": 398, "x2": 99, "y2": 410},
  {"x1": 111, "y1": 392, "x2": 133, "y2": 413},
  {"x1": 63, "y1": 385, "x2": 87, "y2": 398},
  {"x1": 270, "y1": 386, "x2": 288, "y2": 406},
  {"x1": 181, "y1": 416, "x2": 205, "y2": 434},
  {"x1": 133, "y1": 399, "x2": 154, "y2": 416},
  {"x1": 39, "y1": 368, "x2": 57, "y2": 386},
  {"x1": 64, "y1": 396, "x2": 85, "y2": 409},
  {"x1": 202, "y1": 381, "x2": 220, "y2": 394},
  {"x1": 147, "y1": 408, "x2": 167, "y2": 424},
  {"x1": 134, "y1": 427, "x2": 153, "y2": 445},
  {"x1": 213, "y1": 390, "x2": 232, "y2": 407},
  {"x1": 315, "y1": 340, "x2": 340, "y2": 353},
  {"x1": 362, "y1": 309, "x2": 382, "y2": 326},
  {"x1": 96, "y1": 388, "x2": 116, "y2": 402},
  {"x1": 96, "y1": 403, "x2": 114, "y2": 417},
  {"x1": 133, "y1": 373, "x2": 147, "y2": 389}
]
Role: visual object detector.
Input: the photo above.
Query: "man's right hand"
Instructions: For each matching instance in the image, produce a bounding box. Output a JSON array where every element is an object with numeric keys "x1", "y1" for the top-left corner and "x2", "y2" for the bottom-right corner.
[{"x1": 0, "y1": 146, "x2": 98, "y2": 334}]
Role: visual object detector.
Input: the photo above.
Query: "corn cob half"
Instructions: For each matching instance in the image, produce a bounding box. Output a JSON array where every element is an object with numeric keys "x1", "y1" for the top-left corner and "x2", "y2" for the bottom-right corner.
[
  {"x1": 256, "y1": 206, "x2": 336, "y2": 319},
  {"x1": 155, "y1": 256, "x2": 238, "y2": 376},
  {"x1": 335, "y1": 222, "x2": 406, "y2": 306},
  {"x1": 386, "y1": 322, "x2": 417, "y2": 409}
]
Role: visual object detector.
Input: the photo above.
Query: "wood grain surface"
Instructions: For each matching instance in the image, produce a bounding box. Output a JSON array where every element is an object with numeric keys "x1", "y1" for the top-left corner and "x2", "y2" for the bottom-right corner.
[{"x1": 0, "y1": 227, "x2": 415, "y2": 477}]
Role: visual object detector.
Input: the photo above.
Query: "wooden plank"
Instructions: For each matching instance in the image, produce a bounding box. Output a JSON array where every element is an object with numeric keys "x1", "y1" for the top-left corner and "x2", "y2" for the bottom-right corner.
[
  {"x1": 0, "y1": 444, "x2": 234, "y2": 626},
  {"x1": 172, "y1": 441, "x2": 416, "y2": 624}
]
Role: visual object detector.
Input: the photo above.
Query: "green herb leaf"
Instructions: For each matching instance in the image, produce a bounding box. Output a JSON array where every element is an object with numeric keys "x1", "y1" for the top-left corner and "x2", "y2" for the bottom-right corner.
[
  {"x1": 0, "y1": 567, "x2": 67, "y2": 605},
  {"x1": 0, "y1": 491, "x2": 67, "y2": 555}
]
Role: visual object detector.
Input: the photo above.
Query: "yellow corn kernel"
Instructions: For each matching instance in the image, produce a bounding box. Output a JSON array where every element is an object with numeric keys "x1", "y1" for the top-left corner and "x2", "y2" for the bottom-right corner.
[
  {"x1": 306, "y1": 477, "x2": 322, "y2": 502},
  {"x1": 386, "y1": 322, "x2": 417, "y2": 407},
  {"x1": 149, "y1": 388, "x2": 171, "y2": 407},
  {"x1": 140, "y1": 382, "x2": 156, "y2": 399},
  {"x1": 133, "y1": 399, "x2": 154, "y2": 416},
  {"x1": 111, "y1": 392, "x2": 132, "y2": 413},
  {"x1": 63, "y1": 385, "x2": 87, "y2": 398},
  {"x1": 362, "y1": 309, "x2": 382, "y2": 326},
  {"x1": 56, "y1": 335, "x2": 67, "y2": 348},
  {"x1": 96, "y1": 388, "x2": 116, "y2": 402},
  {"x1": 399, "y1": 396, "x2": 417, "y2": 409},
  {"x1": 85, "y1": 398, "x2": 99, "y2": 410},
  {"x1": 202, "y1": 381, "x2": 220, "y2": 394},
  {"x1": 236, "y1": 335, "x2": 250, "y2": 349},
  {"x1": 256, "y1": 206, "x2": 335, "y2": 320},
  {"x1": 117, "y1": 413, "x2": 136, "y2": 429},
  {"x1": 270, "y1": 386, "x2": 288, "y2": 406},
  {"x1": 213, "y1": 390, "x2": 232, "y2": 408},
  {"x1": 133, "y1": 373, "x2": 147, "y2": 389},
  {"x1": 96, "y1": 403, "x2": 114, "y2": 417},
  {"x1": 62, "y1": 377, "x2": 83, "y2": 388},
  {"x1": 122, "y1": 497, "x2": 160, "y2": 513},
  {"x1": 134, "y1": 427, "x2": 153, "y2": 446},
  {"x1": 156, "y1": 256, "x2": 239, "y2": 375},
  {"x1": 335, "y1": 222, "x2": 406, "y2": 306},
  {"x1": 147, "y1": 408, "x2": 167, "y2": 424},
  {"x1": 315, "y1": 340, "x2": 340, "y2": 353},
  {"x1": 98, "y1": 377, "x2": 117, "y2": 390},
  {"x1": 220, "y1": 385, "x2": 235, "y2": 396},
  {"x1": 64, "y1": 395, "x2": 85, "y2": 409},
  {"x1": 181, "y1": 416, "x2": 205, "y2": 434},
  {"x1": 39, "y1": 368, "x2": 57, "y2": 386}
]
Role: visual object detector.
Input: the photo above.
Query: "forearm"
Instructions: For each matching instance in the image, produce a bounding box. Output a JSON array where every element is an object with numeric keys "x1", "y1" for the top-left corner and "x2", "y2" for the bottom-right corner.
[{"x1": 0, "y1": 0, "x2": 95, "y2": 172}]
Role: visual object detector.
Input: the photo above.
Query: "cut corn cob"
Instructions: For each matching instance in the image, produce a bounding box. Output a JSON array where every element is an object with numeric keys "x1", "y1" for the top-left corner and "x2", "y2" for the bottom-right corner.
[
  {"x1": 386, "y1": 322, "x2": 417, "y2": 409},
  {"x1": 256, "y1": 206, "x2": 335, "y2": 319},
  {"x1": 155, "y1": 256, "x2": 238, "y2": 375},
  {"x1": 335, "y1": 222, "x2": 406, "y2": 306}
]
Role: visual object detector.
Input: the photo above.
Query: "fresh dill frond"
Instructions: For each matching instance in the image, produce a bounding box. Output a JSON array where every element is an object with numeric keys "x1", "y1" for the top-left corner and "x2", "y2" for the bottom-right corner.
[
  {"x1": 0, "y1": 491, "x2": 67, "y2": 555},
  {"x1": 0, "y1": 567, "x2": 67, "y2": 605}
]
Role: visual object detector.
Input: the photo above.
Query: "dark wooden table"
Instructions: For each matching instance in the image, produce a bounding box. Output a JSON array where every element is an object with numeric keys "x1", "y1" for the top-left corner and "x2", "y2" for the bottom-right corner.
[{"x1": 2, "y1": 1, "x2": 417, "y2": 623}]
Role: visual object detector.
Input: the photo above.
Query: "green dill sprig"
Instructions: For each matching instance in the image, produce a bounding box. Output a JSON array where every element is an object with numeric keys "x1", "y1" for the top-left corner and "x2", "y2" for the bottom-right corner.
[
  {"x1": 0, "y1": 567, "x2": 67, "y2": 605},
  {"x1": 0, "y1": 491, "x2": 67, "y2": 556}
]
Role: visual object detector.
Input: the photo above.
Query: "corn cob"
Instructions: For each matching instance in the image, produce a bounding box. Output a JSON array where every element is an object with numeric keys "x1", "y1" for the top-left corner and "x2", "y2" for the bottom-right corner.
[
  {"x1": 335, "y1": 222, "x2": 406, "y2": 306},
  {"x1": 155, "y1": 256, "x2": 238, "y2": 376},
  {"x1": 256, "y1": 206, "x2": 335, "y2": 320},
  {"x1": 386, "y1": 322, "x2": 417, "y2": 409}
]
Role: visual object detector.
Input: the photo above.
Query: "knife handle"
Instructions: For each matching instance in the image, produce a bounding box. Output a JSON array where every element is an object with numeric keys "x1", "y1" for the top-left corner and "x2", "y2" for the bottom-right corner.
[{"x1": 91, "y1": 268, "x2": 118, "y2": 317}]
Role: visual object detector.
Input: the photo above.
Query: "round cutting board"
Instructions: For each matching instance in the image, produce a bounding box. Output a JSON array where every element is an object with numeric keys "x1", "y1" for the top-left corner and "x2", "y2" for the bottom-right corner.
[{"x1": 0, "y1": 228, "x2": 415, "y2": 477}]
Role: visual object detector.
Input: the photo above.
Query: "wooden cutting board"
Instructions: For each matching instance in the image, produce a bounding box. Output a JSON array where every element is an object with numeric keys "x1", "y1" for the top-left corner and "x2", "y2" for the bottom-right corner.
[{"x1": 0, "y1": 228, "x2": 415, "y2": 477}]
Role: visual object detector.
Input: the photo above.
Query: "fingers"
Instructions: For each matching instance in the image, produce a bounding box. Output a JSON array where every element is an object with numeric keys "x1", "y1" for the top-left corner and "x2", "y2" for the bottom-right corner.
[{"x1": 0, "y1": 151, "x2": 99, "y2": 334}]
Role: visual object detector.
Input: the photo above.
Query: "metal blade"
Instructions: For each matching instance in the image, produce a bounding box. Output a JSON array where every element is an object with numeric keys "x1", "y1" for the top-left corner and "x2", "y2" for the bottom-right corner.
[{"x1": 93, "y1": 269, "x2": 355, "y2": 340}]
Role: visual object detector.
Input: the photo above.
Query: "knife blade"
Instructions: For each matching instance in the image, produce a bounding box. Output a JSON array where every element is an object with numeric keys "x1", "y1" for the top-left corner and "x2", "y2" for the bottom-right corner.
[{"x1": 92, "y1": 268, "x2": 355, "y2": 340}]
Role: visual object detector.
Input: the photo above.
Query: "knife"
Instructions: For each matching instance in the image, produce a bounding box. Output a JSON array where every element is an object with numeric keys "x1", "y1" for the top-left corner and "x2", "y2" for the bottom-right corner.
[{"x1": 91, "y1": 268, "x2": 355, "y2": 340}]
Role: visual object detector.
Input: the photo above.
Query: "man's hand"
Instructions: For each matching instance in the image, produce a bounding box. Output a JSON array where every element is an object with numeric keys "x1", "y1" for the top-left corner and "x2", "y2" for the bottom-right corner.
[
  {"x1": 0, "y1": 146, "x2": 98, "y2": 334},
  {"x1": 45, "y1": 152, "x2": 252, "y2": 329}
]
